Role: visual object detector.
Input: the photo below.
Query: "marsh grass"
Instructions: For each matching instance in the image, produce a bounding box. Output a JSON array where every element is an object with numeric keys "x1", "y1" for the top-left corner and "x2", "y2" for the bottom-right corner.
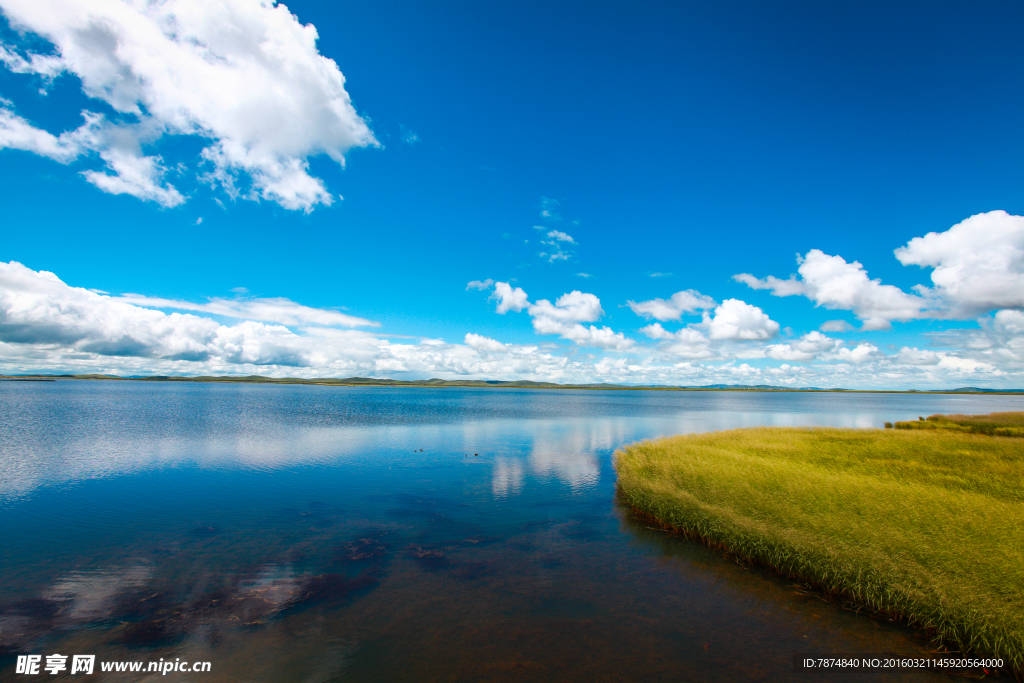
[
  {"x1": 891, "y1": 411, "x2": 1024, "y2": 437},
  {"x1": 614, "y1": 426, "x2": 1024, "y2": 673}
]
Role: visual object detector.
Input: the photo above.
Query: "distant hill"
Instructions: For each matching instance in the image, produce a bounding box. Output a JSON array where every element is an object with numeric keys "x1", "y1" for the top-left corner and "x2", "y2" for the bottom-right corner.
[
  {"x1": 951, "y1": 387, "x2": 1024, "y2": 393},
  {"x1": 1, "y1": 374, "x2": 1022, "y2": 394}
]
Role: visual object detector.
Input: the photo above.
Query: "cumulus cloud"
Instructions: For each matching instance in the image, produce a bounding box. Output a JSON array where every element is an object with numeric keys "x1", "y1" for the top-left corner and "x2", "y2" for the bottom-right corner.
[
  {"x1": 0, "y1": 261, "x2": 589, "y2": 379},
  {"x1": 735, "y1": 212, "x2": 1024, "y2": 329},
  {"x1": 896, "y1": 347, "x2": 941, "y2": 365},
  {"x1": 490, "y1": 282, "x2": 529, "y2": 314},
  {"x1": 627, "y1": 289, "x2": 716, "y2": 321},
  {"x1": 831, "y1": 343, "x2": 881, "y2": 364},
  {"x1": 115, "y1": 294, "x2": 377, "y2": 328},
  {"x1": 0, "y1": 0, "x2": 376, "y2": 210},
  {"x1": 640, "y1": 323, "x2": 712, "y2": 358},
  {"x1": 736, "y1": 250, "x2": 929, "y2": 330},
  {"x1": 528, "y1": 291, "x2": 603, "y2": 325},
  {"x1": 477, "y1": 283, "x2": 632, "y2": 350},
  {"x1": 466, "y1": 279, "x2": 494, "y2": 291},
  {"x1": 993, "y1": 309, "x2": 1024, "y2": 336},
  {"x1": 764, "y1": 331, "x2": 838, "y2": 361},
  {"x1": 4, "y1": 261, "x2": 1022, "y2": 388},
  {"x1": 464, "y1": 333, "x2": 509, "y2": 353},
  {"x1": 894, "y1": 211, "x2": 1024, "y2": 314},
  {"x1": 527, "y1": 291, "x2": 632, "y2": 348},
  {"x1": 703, "y1": 299, "x2": 779, "y2": 340}
]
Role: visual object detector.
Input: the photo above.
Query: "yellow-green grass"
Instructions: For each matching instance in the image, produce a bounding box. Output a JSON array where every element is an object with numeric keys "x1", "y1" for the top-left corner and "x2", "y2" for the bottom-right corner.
[
  {"x1": 614, "y1": 426, "x2": 1024, "y2": 672},
  {"x1": 891, "y1": 411, "x2": 1024, "y2": 437}
]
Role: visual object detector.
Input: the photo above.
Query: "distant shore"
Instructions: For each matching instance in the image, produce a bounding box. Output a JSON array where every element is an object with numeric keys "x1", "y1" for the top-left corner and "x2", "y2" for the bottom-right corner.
[
  {"x1": 1, "y1": 374, "x2": 1022, "y2": 395},
  {"x1": 614, "y1": 414, "x2": 1024, "y2": 674}
]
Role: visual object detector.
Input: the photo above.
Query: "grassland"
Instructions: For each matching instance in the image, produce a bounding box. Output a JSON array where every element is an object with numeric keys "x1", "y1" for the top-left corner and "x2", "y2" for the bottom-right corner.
[
  {"x1": 614, "y1": 418, "x2": 1024, "y2": 672},
  {"x1": 890, "y1": 411, "x2": 1024, "y2": 437}
]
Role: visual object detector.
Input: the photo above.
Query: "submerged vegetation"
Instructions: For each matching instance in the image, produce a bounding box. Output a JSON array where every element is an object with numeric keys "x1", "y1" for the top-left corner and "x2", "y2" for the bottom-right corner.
[{"x1": 614, "y1": 419, "x2": 1024, "y2": 673}]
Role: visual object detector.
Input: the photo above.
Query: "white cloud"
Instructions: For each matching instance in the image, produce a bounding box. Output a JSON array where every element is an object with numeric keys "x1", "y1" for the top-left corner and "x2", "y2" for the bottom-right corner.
[
  {"x1": 0, "y1": 105, "x2": 100, "y2": 163},
  {"x1": 528, "y1": 291, "x2": 603, "y2": 324},
  {"x1": 540, "y1": 250, "x2": 570, "y2": 263},
  {"x1": 545, "y1": 230, "x2": 575, "y2": 244},
  {"x1": 764, "y1": 331, "x2": 838, "y2": 361},
  {"x1": 0, "y1": 44, "x2": 63, "y2": 79},
  {"x1": 735, "y1": 212, "x2": 1024, "y2": 329},
  {"x1": 735, "y1": 249, "x2": 929, "y2": 329},
  {"x1": 640, "y1": 323, "x2": 712, "y2": 358},
  {"x1": 733, "y1": 273, "x2": 807, "y2": 297},
  {"x1": 896, "y1": 347, "x2": 941, "y2": 365},
  {"x1": 993, "y1": 309, "x2": 1024, "y2": 336},
  {"x1": 483, "y1": 287, "x2": 633, "y2": 349},
  {"x1": 466, "y1": 279, "x2": 494, "y2": 291},
  {"x1": 474, "y1": 282, "x2": 632, "y2": 349},
  {"x1": 627, "y1": 289, "x2": 715, "y2": 321},
  {"x1": 820, "y1": 319, "x2": 852, "y2": 332},
  {"x1": 491, "y1": 281, "x2": 529, "y2": 314},
  {"x1": 464, "y1": 333, "x2": 509, "y2": 353},
  {"x1": 703, "y1": 299, "x2": 779, "y2": 340},
  {"x1": 0, "y1": 261, "x2": 583, "y2": 379},
  {"x1": 936, "y1": 355, "x2": 995, "y2": 373},
  {"x1": 648, "y1": 272, "x2": 672, "y2": 278},
  {"x1": 831, "y1": 343, "x2": 881, "y2": 364},
  {"x1": 83, "y1": 148, "x2": 185, "y2": 207},
  {"x1": 575, "y1": 273, "x2": 593, "y2": 278},
  {"x1": 4, "y1": 261, "x2": 1022, "y2": 389},
  {"x1": 553, "y1": 323, "x2": 633, "y2": 350},
  {"x1": 115, "y1": 294, "x2": 377, "y2": 328},
  {"x1": 0, "y1": 0, "x2": 376, "y2": 210},
  {"x1": 894, "y1": 211, "x2": 1024, "y2": 314},
  {"x1": 639, "y1": 322, "x2": 675, "y2": 341}
]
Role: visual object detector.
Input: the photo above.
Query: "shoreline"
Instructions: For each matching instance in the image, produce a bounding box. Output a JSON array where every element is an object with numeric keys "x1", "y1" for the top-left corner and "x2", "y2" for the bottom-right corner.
[
  {"x1": 1, "y1": 374, "x2": 1022, "y2": 395},
  {"x1": 613, "y1": 423, "x2": 1024, "y2": 675}
]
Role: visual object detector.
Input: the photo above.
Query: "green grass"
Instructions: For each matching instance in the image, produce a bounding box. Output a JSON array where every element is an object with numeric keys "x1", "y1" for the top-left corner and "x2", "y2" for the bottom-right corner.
[
  {"x1": 614, "y1": 425, "x2": 1024, "y2": 673},
  {"x1": 890, "y1": 411, "x2": 1024, "y2": 437}
]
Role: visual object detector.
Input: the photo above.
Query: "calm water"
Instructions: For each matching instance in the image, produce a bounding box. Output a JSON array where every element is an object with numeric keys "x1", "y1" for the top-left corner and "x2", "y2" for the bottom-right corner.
[{"x1": 1, "y1": 381, "x2": 1022, "y2": 682}]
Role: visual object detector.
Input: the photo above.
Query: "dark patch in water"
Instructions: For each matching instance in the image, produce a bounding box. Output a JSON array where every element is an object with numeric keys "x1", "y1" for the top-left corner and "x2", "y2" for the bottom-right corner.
[
  {"x1": 458, "y1": 535, "x2": 501, "y2": 547},
  {"x1": 188, "y1": 524, "x2": 221, "y2": 538},
  {"x1": 5, "y1": 597, "x2": 59, "y2": 621},
  {"x1": 292, "y1": 573, "x2": 379, "y2": 607},
  {"x1": 407, "y1": 545, "x2": 450, "y2": 570},
  {"x1": 338, "y1": 538, "x2": 388, "y2": 561}
]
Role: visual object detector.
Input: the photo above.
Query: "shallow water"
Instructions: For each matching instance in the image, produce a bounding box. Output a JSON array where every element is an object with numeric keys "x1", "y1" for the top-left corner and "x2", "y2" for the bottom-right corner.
[{"x1": 1, "y1": 381, "x2": 1021, "y2": 681}]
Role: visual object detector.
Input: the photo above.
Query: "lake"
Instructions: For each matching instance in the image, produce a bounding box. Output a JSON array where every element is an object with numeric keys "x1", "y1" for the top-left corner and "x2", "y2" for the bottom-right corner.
[{"x1": 2, "y1": 381, "x2": 1022, "y2": 681}]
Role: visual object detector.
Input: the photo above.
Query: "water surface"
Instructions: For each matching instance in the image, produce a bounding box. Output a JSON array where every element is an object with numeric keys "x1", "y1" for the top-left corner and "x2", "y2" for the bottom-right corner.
[{"x1": 2, "y1": 381, "x2": 1021, "y2": 681}]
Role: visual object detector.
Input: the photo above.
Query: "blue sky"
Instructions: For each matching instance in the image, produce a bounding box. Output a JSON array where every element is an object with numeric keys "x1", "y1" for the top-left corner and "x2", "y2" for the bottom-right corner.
[{"x1": 0, "y1": 0, "x2": 1022, "y2": 388}]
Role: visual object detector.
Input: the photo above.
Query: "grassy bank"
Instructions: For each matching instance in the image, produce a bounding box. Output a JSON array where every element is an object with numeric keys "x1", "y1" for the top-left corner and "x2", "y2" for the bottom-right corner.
[
  {"x1": 614, "y1": 424, "x2": 1024, "y2": 672},
  {"x1": 890, "y1": 411, "x2": 1024, "y2": 437}
]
